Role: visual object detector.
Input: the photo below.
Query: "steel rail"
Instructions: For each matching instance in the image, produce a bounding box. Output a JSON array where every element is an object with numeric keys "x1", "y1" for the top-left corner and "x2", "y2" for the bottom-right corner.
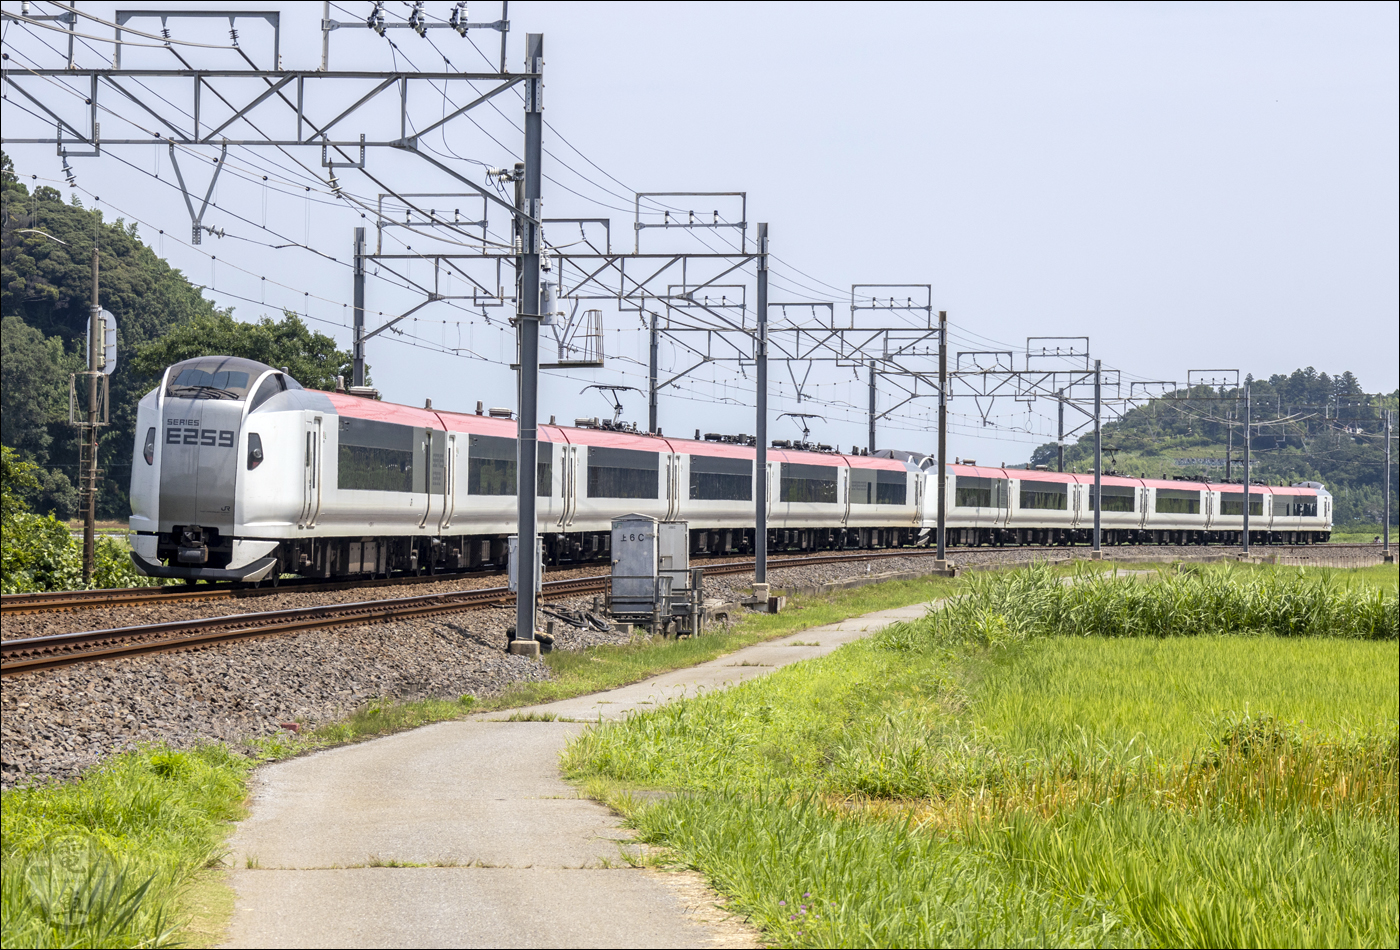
[
  {"x1": 0, "y1": 549, "x2": 938, "y2": 675},
  {"x1": 0, "y1": 568, "x2": 508, "y2": 615},
  {"x1": 0, "y1": 546, "x2": 944, "y2": 615},
  {"x1": 0, "y1": 576, "x2": 606, "y2": 676}
]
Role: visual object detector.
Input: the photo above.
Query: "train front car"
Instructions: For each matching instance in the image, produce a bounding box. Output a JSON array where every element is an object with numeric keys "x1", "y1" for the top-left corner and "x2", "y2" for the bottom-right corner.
[{"x1": 128, "y1": 356, "x2": 332, "y2": 583}]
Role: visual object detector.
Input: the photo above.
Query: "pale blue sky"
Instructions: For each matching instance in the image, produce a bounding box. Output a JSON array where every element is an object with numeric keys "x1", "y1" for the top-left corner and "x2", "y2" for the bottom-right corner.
[{"x1": 3, "y1": 1, "x2": 1395, "y2": 461}]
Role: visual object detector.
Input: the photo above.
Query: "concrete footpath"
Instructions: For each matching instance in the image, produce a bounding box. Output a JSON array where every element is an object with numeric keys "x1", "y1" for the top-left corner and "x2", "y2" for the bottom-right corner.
[{"x1": 222, "y1": 600, "x2": 936, "y2": 948}]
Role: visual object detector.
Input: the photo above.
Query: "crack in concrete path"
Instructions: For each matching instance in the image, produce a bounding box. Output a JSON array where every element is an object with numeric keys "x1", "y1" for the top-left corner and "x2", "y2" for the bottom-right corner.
[{"x1": 222, "y1": 602, "x2": 938, "y2": 948}]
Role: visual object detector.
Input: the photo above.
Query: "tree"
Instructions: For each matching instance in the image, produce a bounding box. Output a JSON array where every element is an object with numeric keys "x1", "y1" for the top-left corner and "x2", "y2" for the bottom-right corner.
[
  {"x1": 1, "y1": 445, "x2": 40, "y2": 521},
  {"x1": 0, "y1": 314, "x2": 75, "y2": 466},
  {"x1": 4, "y1": 150, "x2": 227, "y2": 517},
  {"x1": 1028, "y1": 442, "x2": 1060, "y2": 469},
  {"x1": 131, "y1": 310, "x2": 354, "y2": 391}
]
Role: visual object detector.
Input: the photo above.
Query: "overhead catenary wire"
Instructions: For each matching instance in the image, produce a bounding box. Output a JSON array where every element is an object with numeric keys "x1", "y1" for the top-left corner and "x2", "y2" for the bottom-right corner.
[{"x1": 2, "y1": 9, "x2": 1183, "y2": 454}]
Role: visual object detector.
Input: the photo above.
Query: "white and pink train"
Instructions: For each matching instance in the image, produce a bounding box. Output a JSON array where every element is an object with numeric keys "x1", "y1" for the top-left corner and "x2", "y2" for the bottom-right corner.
[{"x1": 128, "y1": 357, "x2": 1332, "y2": 583}]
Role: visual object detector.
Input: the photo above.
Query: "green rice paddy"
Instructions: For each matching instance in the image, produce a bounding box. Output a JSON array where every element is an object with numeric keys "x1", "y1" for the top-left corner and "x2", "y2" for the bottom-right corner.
[{"x1": 566, "y1": 563, "x2": 1399, "y2": 948}]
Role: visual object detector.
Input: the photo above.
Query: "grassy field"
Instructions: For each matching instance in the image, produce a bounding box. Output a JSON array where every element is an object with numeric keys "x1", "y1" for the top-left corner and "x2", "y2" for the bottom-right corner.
[
  {"x1": 565, "y1": 563, "x2": 1399, "y2": 948},
  {"x1": 0, "y1": 746, "x2": 249, "y2": 949},
  {"x1": 0, "y1": 570, "x2": 962, "y2": 947},
  {"x1": 3, "y1": 561, "x2": 1392, "y2": 947}
]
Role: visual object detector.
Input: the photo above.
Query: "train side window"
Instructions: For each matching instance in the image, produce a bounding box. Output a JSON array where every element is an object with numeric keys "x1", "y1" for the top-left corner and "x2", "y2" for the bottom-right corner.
[
  {"x1": 248, "y1": 373, "x2": 287, "y2": 412},
  {"x1": 851, "y1": 469, "x2": 907, "y2": 505},
  {"x1": 780, "y1": 463, "x2": 838, "y2": 504},
  {"x1": 1218, "y1": 492, "x2": 1262, "y2": 516},
  {"x1": 689, "y1": 455, "x2": 751, "y2": 501},
  {"x1": 467, "y1": 434, "x2": 551, "y2": 496},
  {"x1": 588, "y1": 446, "x2": 659, "y2": 499},
  {"x1": 1155, "y1": 489, "x2": 1202, "y2": 514},
  {"x1": 338, "y1": 418, "x2": 414, "y2": 492},
  {"x1": 1020, "y1": 481, "x2": 1068, "y2": 510},
  {"x1": 956, "y1": 475, "x2": 1007, "y2": 508},
  {"x1": 1087, "y1": 485, "x2": 1134, "y2": 512}
]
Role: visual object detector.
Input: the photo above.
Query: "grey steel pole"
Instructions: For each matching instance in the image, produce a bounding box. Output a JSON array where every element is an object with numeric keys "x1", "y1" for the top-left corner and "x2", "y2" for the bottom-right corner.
[
  {"x1": 754, "y1": 222, "x2": 769, "y2": 587},
  {"x1": 320, "y1": 1, "x2": 330, "y2": 71},
  {"x1": 1242, "y1": 379, "x2": 1251, "y2": 554},
  {"x1": 648, "y1": 310, "x2": 659, "y2": 433},
  {"x1": 352, "y1": 227, "x2": 365, "y2": 387},
  {"x1": 1092, "y1": 359, "x2": 1102, "y2": 554},
  {"x1": 1384, "y1": 409, "x2": 1391, "y2": 559},
  {"x1": 499, "y1": 1, "x2": 509, "y2": 73},
  {"x1": 867, "y1": 361, "x2": 877, "y2": 453},
  {"x1": 83, "y1": 244, "x2": 99, "y2": 584},
  {"x1": 1226, "y1": 409, "x2": 1233, "y2": 482},
  {"x1": 936, "y1": 310, "x2": 947, "y2": 561},
  {"x1": 513, "y1": 33, "x2": 544, "y2": 648},
  {"x1": 1057, "y1": 391, "x2": 1065, "y2": 472}
]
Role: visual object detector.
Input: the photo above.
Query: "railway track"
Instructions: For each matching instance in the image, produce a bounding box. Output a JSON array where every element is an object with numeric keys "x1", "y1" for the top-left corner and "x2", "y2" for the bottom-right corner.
[
  {"x1": 0, "y1": 549, "x2": 933, "y2": 676},
  {"x1": 3, "y1": 543, "x2": 1385, "y2": 677},
  {"x1": 0, "y1": 568, "x2": 506, "y2": 616},
  {"x1": 0, "y1": 546, "x2": 946, "y2": 616},
  {"x1": 2, "y1": 540, "x2": 1377, "y2": 616}
]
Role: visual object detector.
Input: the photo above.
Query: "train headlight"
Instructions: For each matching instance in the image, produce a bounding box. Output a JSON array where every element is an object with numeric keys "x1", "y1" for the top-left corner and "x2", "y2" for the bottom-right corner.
[
  {"x1": 247, "y1": 433, "x2": 264, "y2": 470},
  {"x1": 143, "y1": 427, "x2": 155, "y2": 465}
]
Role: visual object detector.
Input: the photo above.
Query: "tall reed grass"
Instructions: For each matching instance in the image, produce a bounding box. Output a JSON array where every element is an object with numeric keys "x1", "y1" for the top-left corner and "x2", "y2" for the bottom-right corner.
[
  {"x1": 890, "y1": 562, "x2": 1398, "y2": 649},
  {"x1": 568, "y1": 563, "x2": 1400, "y2": 947}
]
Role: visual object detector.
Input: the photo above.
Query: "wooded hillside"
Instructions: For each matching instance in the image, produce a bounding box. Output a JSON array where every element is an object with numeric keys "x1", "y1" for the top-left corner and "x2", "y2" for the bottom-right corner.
[
  {"x1": 1030, "y1": 370, "x2": 1398, "y2": 527},
  {"x1": 1, "y1": 153, "x2": 350, "y2": 519}
]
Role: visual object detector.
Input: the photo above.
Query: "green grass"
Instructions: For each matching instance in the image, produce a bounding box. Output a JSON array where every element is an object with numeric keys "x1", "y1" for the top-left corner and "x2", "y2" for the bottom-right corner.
[
  {"x1": 926, "y1": 562, "x2": 1396, "y2": 645},
  {"x1": 0, "y1": 746, "x2": 249, "y2": 949},
  {"x1": 566, "y1": 564, "x2": 1400, "y2": 948},
  {"x1": 971, "y1": 635, "x2": 1398, "y2": 760},
  {"x1": 0, "y1": 569, "x2": 959, "y2": 947}
]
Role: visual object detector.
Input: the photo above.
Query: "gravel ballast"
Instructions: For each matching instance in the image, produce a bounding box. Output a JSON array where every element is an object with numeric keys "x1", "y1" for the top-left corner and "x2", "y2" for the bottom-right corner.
[{"x1": 0, "y1": 544, "x2": 1376, "y2": 788}]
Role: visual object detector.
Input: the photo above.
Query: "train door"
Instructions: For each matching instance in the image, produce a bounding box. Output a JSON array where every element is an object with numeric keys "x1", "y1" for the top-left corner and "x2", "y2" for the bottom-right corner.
[
  {"x1": 913, "y1": 473, "x2": 925, "y2": 526},
  {"x1": 558, "y1": 444, "x2": 580, "y2": 530},
  {"x1": 664, "y1": 453, "x2": 681, "y2": 522},
  {"x1": 840, "y1": 468, "x2": 852, "y2": 527},
  {"x1": 1203, "y1": 490, "x2": 1214, "y2": 529},
  {"x1": 300, "y1": 415, "x2": 323, "y2": 528},
  {"x1": 419, "y1": 429, "x2": 445, "y2": 529},
  {"x1": 1069, "y1": 483, "x2": 1082, "y2": 528},
  {"x1": 438, "y1": 433, "x2": 457, "y2": 533},
  {"x1": 1139, "y1": 487, "x2": 1149, "y2": 529}
]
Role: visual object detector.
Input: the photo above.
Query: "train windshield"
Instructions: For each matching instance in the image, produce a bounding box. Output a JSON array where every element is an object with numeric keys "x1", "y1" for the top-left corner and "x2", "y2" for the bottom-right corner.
[{"x1": 164, "y1": 357, "x2": 267, "y2": 400}]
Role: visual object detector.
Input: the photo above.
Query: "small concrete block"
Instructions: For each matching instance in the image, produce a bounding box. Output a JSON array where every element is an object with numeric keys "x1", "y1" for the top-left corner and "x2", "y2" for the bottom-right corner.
[
  {"x1": 766, "y1": 595, "x2": 786, "y2": 614},
  {"x1": 610, "y1": 622, "x2": 633, "y2": 635},
  {"x1": 508, "y1": 639, "x2": 542, "y2": 658},
  {"x1": 1089, "y1": 550, "x2": 1104, "y2": 560}
]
